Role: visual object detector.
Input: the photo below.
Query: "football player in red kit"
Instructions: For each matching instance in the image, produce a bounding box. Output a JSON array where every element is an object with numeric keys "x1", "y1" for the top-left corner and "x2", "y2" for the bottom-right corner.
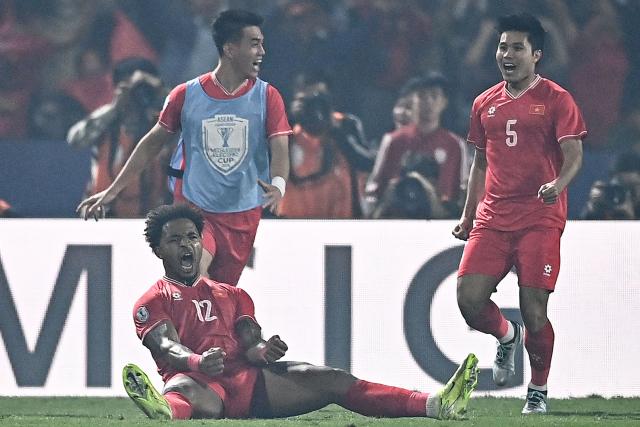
[
  {"x1": 124, "y1": 204, "x2": 479, "y2": 420},
  {"x1": 453, "y1": 13, "x2": 586, "y2": 415}
]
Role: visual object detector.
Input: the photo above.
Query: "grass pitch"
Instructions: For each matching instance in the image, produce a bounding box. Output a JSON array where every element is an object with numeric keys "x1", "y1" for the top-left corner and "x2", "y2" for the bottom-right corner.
[{"x1": 0, "y1": 396, "x2": 639, "y2": 426}]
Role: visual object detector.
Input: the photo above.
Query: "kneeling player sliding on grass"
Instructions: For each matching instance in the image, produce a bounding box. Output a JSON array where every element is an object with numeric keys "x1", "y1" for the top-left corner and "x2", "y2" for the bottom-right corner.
[{"x1": 124, "y1": 204, "x2": 479, "y2": 420}]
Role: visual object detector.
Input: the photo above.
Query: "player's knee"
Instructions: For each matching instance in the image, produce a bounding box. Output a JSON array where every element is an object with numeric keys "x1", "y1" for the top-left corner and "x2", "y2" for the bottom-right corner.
[
  {"x1": 194, "y1": 401, "x2": 223, "y2": 419},
  {"x1": 165, "y1": 381, "x2": 198, "y2": 405},
  {"x1": 457, "y1": 289, "x2": 479, "y2": 320},
  {"x1": 522, "y1": 311, "x2": 548, "y2": 333},
  {"x1": 520, "y1": 300, "x2": 548, "y2": 332},
  {"x1": 457, "y1": 277, "x2": 492, "y2": 320},
  {"x1": 295, "y1": 364, "x2": 355, "y2": 396},
  {"x1": 319, "y1": 366, "x2": 356, "y2": 396},
  {"x1": 164, "y1": 381, "x2": 223, "y2": 419}
]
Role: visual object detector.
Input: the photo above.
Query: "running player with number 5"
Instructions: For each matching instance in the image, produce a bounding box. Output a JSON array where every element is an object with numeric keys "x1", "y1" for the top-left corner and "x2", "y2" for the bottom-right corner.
[{"x1": 452, "y1": 13, "x2": 586, "y2": 415}]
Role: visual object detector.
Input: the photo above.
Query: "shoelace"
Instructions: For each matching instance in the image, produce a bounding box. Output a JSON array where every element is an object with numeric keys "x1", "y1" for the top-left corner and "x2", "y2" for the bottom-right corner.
[
  {"x1": 526, "y1": 390, "x2": 546, "y2": 407},
  {"x1": 128, "y1": 372, "x2": 145, "y2": 396},
  {"x1": 466, "y1": 367, "x2": 479, "y2": 390},
  {"x1": 496, "y1": 343, "x2": 512, "y2": 364}
]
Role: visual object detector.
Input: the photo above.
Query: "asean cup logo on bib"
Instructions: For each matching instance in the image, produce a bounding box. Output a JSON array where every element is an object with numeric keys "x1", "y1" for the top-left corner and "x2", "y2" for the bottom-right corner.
[{"x1": 202, "y1": 114, "x2": 249, "y2": 175}]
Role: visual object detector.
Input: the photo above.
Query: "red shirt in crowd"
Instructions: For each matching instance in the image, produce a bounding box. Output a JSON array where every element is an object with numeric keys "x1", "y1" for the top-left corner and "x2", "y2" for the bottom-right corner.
[{"x1": 367, "y1": 124, "x2": 469, "y2": 204}]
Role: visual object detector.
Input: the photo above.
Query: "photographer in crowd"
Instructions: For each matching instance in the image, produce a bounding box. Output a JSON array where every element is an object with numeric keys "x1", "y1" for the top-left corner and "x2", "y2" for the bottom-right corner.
[
  {"x1": 67, "y1": 57, "x2": 172, "y2": 218},
  {"x1": 370, "y1": 153, "x2": 448, "y2": 219},
  {"x1": 278, "y1": 77, "x2": 374, "y2": 218},
  {"x1": 365, "y1": 73, "x2": 470, "y2": 219},
  {"x1": 580, "y1": 152, "x2": 639, "y2": 220}
]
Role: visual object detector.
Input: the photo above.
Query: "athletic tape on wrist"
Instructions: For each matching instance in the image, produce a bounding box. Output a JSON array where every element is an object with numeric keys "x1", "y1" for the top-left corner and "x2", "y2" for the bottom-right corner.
[
  {"x1": 187, "y1": 353, "x2": 202, "y2": 372},
  {"x1": 271, "y1": 176, "x2": 286, "y2": 197}
]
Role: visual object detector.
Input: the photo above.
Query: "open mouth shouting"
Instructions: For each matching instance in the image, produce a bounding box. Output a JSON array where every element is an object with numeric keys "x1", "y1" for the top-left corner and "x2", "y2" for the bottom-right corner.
[{"x1": 179, "y1": 249, "x2": 195, "y2": 272}]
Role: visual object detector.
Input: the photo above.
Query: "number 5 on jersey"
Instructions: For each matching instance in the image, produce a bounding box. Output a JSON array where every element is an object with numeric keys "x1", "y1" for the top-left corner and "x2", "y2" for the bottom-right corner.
[{"x1": 506, "y1": 119, "x2": 518, "y2": 147}]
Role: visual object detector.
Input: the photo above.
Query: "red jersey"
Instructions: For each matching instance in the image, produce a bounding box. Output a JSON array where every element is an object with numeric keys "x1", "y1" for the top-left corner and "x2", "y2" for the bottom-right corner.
[
  {"x1": 468, "y1": 76, "x2": 587, "y2": 231},
  {"x1": 368, "y1": 124, "x2": 469, "y2": 203},
  {"x1": 133, "y1": 276, "x2": 255, "y2": 381},
  {"x1": 159, "y1": 72, "x2": 292, "y2": 139}
]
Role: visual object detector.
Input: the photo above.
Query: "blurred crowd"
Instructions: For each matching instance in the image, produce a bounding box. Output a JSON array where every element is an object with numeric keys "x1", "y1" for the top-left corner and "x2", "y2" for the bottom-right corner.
[{"x1": 1, "y1": 0, "x2": 639, "y2": 219}]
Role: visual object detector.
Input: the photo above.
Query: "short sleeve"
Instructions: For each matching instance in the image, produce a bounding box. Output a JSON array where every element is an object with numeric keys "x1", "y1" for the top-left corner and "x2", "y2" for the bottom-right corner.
[
  {"x1": 467, "y1": 97, "x2": 486, "y2": 149},
  {"x1": 158, "y1": 83, "x2": 186, "y2": 133},
  {"x1": 132, "y1": 287, "x2": 172, "y2": 342},
  {"x1": 266, "y1": 85, "x2": 293, "y2": 139},
  {"x1": 553, "y1": 91, "x2": 588, "y2": 143},
  {"x1": 233, "y1": 287, "x2": 256, "y2": 322}
]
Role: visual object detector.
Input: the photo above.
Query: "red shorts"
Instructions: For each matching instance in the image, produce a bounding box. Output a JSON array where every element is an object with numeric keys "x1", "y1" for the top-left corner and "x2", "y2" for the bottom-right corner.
[
  {"x1": 169, "y1": 366, "x2": 261, "y2": 418},
  {"x1": 201, "y1": 207, "x2": 262, "y2": 286},
  {"x1": 458, "y1": 226, "x2": 562, "y2": 291}
]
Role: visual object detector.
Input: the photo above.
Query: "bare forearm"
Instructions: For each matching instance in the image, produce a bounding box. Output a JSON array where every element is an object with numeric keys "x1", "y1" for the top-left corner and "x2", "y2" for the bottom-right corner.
[
  {"x1": 461, "y1": 153, "x2": 487, "y2": 220},
  {"x1": 108, "y1": 124, "x2": 170, "y2": 196},
  {"x1": 143, "y1": 322, "x2": 198, "y2": 372},
  {"x1": 235, "y1": 316, "x2": 268, "y2": 365},
  {"x1": 162, "y1": 341, "x2": 198, "y2": 371},
  {"x1": 555, "y1": 139, "x2": 583, "y2": 192},
  {"x1": 269, "y1": 136, "x2": 289, "y2": 180}
]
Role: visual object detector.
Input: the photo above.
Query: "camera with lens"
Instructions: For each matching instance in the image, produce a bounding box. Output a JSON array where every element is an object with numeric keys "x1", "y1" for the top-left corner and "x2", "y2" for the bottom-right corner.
[
  {"x1": 290, "y1": 91, "x2": 332, "y2": 135},
  {"x1": 394, "y1": 154, "x2": 440, "y2": 218},
  {"x1": 371, "y1": 154, "x2": 441, "y2": 219},
  {"x1": 130, "y1": 80, "x2": 162, "y2": 111},
  {"x1": 581, "y1": 180, "x2": 634, "y2": 220},
  {"x1": 599, "y1": 181, "x2": 627, "y2": 206}
]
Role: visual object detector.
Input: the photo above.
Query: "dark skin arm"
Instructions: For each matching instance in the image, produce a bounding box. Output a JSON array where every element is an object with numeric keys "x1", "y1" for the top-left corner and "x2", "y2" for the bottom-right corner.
[
  {"x1": 235, "y1": 316, "x2": 288, "y2": 366},
  {"x1": 143, "y1": 320, "x2": 226, "y2": 376}
]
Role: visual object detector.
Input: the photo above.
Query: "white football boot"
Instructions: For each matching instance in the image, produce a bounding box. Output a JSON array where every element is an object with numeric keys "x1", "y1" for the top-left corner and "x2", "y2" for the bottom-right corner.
[{"x1": 492, "y1": 321, "x2": 523, "y2": 386}]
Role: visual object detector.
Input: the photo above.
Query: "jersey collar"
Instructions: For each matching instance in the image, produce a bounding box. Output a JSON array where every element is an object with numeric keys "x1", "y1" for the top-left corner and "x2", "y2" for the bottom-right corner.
[
  {"x1": 504, "y1": 74, "x2": 541, "y2": 99},
  {"x1": 163, "y1": 275, "x2": 203, "y2": 288},
  {"x1": 211, "y1": 72, "x2": 249, "y2": 96}
]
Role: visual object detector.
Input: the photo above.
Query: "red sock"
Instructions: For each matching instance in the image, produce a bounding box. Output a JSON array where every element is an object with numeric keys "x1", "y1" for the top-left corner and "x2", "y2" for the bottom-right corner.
[
  {"x1": 524, "y1": 321, "x2": 555, "y2": 386},
  {"x1": 339, "y1": 380, "x2": 428, "y2": 417},
  {"x1": 164, "y1": 391, "x2": 192, "y2": 420},
  {"x1": 467, "y1": 300, "x2": 509, "y2": 339}
]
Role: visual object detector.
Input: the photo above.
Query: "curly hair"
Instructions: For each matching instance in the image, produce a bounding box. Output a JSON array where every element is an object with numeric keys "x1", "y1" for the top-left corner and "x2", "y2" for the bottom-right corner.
[{"x1": 144, "y1": 204, "x2": 204, "y2": 249}]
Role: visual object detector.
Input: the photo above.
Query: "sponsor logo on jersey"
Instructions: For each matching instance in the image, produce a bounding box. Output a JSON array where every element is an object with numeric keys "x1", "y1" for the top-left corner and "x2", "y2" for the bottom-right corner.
[
  {"x1": 172, "y1": 292, "x2": 182, "y2": 301},
  {"x1": 543, "y1": 264, "x2": 552, "y2": 277},
  {"x1": 202, "y1": 114, "x2": 249, "y2": 175},
  {"x1": 488, "y1": 106, "x2": 496, "y2": 117}
]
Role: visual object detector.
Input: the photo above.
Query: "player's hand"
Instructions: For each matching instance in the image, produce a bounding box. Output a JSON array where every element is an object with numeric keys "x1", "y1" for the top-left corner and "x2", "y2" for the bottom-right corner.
[
  {"x1": 76, "y1": 190, "x2": 114, "y2": 221},
  {"x1": 538, "y1": 181, "x2": 561, "y2": 204},
  {"x1": 199, "y1": 347, "x2": 226, "y2": 376},
  {"x1": 263, "y1": 335, "x2": 288, "y2": 363},
  {"x1": 452, "y1": 217, "x2": 473, "y2": 241},
  {"x1": 258, "y1": 179, "x2": 283, "y2": 214}
]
